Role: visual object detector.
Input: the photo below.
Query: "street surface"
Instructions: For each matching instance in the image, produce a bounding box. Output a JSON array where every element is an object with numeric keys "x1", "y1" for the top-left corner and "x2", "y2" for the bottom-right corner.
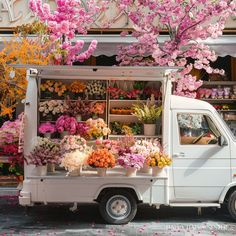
[{"x1": 0, "y1": 196, "x2": 236, "y2": 236}]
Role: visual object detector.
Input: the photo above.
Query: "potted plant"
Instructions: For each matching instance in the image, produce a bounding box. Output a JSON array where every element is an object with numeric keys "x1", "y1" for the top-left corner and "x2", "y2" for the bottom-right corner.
[
  {"x1": 87, "y1": 148, "x2": 116, "y2": 177},
  {"x1": 60, "y1": 135, "x2": 91, "y2": 176},
  {"x1": 26, "y1": 137, "x2": 60, "y2": 176},
  {"x1": 146, "y1": 151, "x2": 172, "y2": 177},
  {"x1": 132, "y1": 95, "x2": 162, "y2": 136},
  {"x1": 55, "y1": 115, "x2": 78, "y2": 138},
  {"x1": 117, "y1": 153, "x2": 145, "y2": 177},
  {"x1": 38, "y1": 122, "x2": 56, "y2": 138}
]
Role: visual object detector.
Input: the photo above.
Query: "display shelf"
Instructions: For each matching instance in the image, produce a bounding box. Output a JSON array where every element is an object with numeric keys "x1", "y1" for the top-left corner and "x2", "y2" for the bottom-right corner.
[
  {"x1": 109, "y1": 99, "x2": 161, "y2": 102},
  {"x1": 217, "y1": 110, "x2": 236, "y2": 112},
  {"x1": 109, "y1": 114, "x2": 135, "y2": 117},
  {"x1": 109, "y1": 134, "x2": 161, "y2": 138},
  {"x1": 203, "y1": 81, "x2": 236, "y2": 86},
  {"x1": 40, "y1": 99, "x2": 106, "y2": 102},
  {"x1": 0, "y1": 156, "x2": 10, "y2": 163},
  {"x1": 202, "y1": 99, "x2": 236, "y2": 103}
]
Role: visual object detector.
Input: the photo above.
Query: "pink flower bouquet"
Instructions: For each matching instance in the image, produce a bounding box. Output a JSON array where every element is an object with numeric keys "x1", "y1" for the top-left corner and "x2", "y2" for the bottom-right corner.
[
  {"x1": 27, "y1": 137, "x2": 60, "y2": 166},
  {"x1": 55, "y1": 115, "x2": 78, "y2": 134},
  {"x1": 39, "y1": 122, "x2": 56, "y2": 134},
  {"x1": 60, "y1": 135, "x2": 87, "y2": 153},
  {"x1": 117, "y1": 153, "x2": 145, "y2": 170}
]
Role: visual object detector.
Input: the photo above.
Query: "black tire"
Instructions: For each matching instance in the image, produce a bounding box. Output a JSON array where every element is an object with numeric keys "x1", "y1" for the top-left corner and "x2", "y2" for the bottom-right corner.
[
  {"x1": 99, "y1": 189, "x2": 137, "y2": 224},
  {"x1": 228, "y1": 191, "x2": 236, "y2": 221}
]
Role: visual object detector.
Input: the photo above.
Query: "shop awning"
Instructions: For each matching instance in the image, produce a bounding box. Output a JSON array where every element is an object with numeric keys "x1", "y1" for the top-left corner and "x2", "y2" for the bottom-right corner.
[{"x1": 1, "y1": 34, "x2": 236, "y2": 57}]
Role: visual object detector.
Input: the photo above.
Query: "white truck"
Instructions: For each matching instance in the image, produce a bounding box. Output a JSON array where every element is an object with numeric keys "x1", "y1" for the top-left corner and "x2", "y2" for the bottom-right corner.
[{"x1": 19, "y1": 66, "x2": 236, "y2": 224}]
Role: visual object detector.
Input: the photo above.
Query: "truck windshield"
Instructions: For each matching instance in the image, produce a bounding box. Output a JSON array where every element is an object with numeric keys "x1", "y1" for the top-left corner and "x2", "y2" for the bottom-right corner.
[{"x1": 214, "y1": 110, "x2": 236, "y2": 141}]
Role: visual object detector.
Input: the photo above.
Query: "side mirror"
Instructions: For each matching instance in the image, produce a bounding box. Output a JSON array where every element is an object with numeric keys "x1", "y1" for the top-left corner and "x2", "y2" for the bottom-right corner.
[{"x1": 218, "y1": 136, "x2": 228, "y2": 146}]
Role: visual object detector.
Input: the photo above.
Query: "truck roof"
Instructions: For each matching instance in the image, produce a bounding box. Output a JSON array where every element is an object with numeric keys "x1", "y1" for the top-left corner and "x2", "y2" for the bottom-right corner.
[{"x1": 13, "y1": 65, "x2": 182, "y2": 82}]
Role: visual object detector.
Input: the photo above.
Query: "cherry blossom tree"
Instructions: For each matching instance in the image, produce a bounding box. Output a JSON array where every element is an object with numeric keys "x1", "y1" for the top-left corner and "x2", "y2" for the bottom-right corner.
[
  {"x1": 29, "y1": 0, "x2": 107, "y2": 65},
  {"x1": 116, "y1": 0, "x2": 236, "y2": 98}
]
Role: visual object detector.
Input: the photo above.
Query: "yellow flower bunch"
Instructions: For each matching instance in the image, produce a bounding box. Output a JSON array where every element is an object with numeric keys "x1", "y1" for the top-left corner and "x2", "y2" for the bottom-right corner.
[
  {"x1": 147, "y1": 152, "x2": 172, "y2": 168},
  {"x1": 41, "y1": 80, "x2": 67, "y2": 96},
  {"x1": 69, "y1": 81, "x2": 86, "y2": 93}
]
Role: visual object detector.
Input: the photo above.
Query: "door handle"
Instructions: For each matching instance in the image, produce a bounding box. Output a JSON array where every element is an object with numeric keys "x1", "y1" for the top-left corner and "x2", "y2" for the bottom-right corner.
[{"x1": 173, "y1": 152, "x2": 185, "y2": 157}]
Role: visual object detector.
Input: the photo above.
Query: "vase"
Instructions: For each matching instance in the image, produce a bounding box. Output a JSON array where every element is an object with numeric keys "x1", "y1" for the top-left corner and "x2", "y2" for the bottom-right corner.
[
  {"x1": 60, "y1": 131, "x2": 69, "y2": 138},
  {"x1": 76, "y1": 114, "x2": 82, "y2": 122},
  {"x1": 139, "y1": 163, "x2": 152, "y2": 174},
  {"x1": 44, "y1": 132, "x2": 51, "y2": 139},
  {"x1": 152, "y1": 166, "x2": 167, "y2": 177},
  {"x1": 97, "y1": 168, "x2": 107, "y2": 177},
  {"x1": 33, "y1": 165, "x2": 47, "y2": 176},
  {"x1": 47, "y1": 163, "x2": 55, "y2": 173},
  {"x1": 126, "y1": 167, "x2": 137, "y2": 177},
  {"x1": 69, "y1": 166, "x2": 82, "y2": 176},
  {"x1": 144, "y1": 124, "x2": 156, "y2": 136}
]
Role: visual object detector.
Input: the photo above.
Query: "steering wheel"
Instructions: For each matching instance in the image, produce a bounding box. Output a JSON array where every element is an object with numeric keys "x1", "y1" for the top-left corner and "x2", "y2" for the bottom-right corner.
[{"x1": 192, "y1": 131, "x2": 209, "y2": 144}]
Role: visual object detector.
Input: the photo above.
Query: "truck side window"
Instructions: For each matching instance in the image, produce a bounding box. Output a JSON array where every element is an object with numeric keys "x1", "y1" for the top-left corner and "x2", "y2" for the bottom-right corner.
[{"x1": 177, "y1": 113, "x2": 220, "y2": 145}]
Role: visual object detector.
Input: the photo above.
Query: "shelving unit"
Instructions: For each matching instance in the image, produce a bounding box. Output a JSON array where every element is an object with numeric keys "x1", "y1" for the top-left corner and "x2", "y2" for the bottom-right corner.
[{"x1": 200, "y1": 80, "x2": 236, "y2": 136}]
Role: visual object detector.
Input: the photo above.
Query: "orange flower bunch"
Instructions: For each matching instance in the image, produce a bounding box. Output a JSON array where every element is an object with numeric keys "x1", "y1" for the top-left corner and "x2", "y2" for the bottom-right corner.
[
  {"x1": 41, "y1": 80, "x2": 67, "y2": 96},
  {"x1": 87, "y1": 148, "x2": 116, "y2": 168},
  {"x1": 147, "y1": 152, "x2": 172, "y2": 168},
  {"x1": 0, "y1": 34, "x2": 50, "y2": 117},
  {"x1": 69, "y1": 81, "x2": 86, "y2": 93}
]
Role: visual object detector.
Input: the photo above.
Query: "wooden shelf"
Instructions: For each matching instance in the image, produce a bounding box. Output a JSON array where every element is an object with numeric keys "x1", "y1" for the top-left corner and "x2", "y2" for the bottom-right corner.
[
  {"x1": 109, "y1": 114, "x2": 135, "y2": 117},
  {"x1": 0, "y1": 156, "x2": 9, "y2": 163},
  {"x1": 203, "y1": 81, "x2": 236, "y2": 86},
  {"x1": 109, "y1": 134, "x2": 162, "y2": 138},
  {"x1": 202, "y1": 99, "x2": 236, "y2": 103}
]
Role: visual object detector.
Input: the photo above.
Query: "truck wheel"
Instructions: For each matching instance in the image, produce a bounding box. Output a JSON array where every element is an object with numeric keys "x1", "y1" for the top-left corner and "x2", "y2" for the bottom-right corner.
[
  {"x1": 228, "y1": 191, "x2": 236, "y2": 221},
  {"x1": 99, "y1": 190, "x2": 137, "y2": 224}
]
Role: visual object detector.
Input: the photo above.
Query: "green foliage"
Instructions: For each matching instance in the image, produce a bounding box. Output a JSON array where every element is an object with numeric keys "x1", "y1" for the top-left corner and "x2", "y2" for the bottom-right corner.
[{"x1": 132, "y1": 103, "x2": 162, "y2": 124}]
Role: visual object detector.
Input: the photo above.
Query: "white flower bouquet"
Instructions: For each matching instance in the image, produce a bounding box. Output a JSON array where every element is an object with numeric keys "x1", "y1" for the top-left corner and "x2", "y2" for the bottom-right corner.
[
  {"x1": 85, "y1": 80, "x2": 106, "y2": 99},
  {"x1": 39, "y1": 100, "x2": 69, "y2": 117}
]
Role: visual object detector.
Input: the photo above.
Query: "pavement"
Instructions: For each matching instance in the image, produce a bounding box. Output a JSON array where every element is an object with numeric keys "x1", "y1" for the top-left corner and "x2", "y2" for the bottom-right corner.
[{"x1": 0, "y1": 196, "x2": 236, "y2": 236}]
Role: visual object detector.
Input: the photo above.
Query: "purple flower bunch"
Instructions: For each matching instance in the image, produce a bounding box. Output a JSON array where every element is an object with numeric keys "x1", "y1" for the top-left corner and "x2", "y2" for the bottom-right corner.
[
  {"x1": 38, "y1": 122, "x2": 56, "y2": 134},
  {"x1": 27, "y1": 138, "x2": 60, "y2": 166},
  {"x1": 55, "y1": 115, "x2": 77, "y2": 134},
  {"x1": 117, "y1": 153, "x2": 145, "y2": 170},
  {"x1": 77, "y1": 122, "x2": 89, "y2": 138},
  {"x1": 65, "y1": 98, "x2": 90, "y2": 117}
]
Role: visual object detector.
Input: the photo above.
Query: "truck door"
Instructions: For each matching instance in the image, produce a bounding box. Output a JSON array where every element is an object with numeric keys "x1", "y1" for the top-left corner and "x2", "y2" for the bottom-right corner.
[{"x1": 171, "y1": 110, "x2": 231, "y2": 201}]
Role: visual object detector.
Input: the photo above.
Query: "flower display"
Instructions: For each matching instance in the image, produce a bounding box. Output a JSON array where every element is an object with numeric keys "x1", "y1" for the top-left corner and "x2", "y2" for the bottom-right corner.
[
  {"x1": 86, "y1": 118, "x2": 111, "y2": 139},
  {"x1": 85, "y1": 81, "x2": 106, "y2": 99},
  {"x1": 87, "y1": 148, "x2": 116, "y2": 168},
  {"x1": 60, "y1": 149, "x2": 91, "y2": 172},
  {"x1": 95, "y1": 139, "x2": 120, "y2": 156},
  {"x1": 40, "y1": 80, "x2": 67, "y2": 97},
  {"x1": 55, "y1": 115, "x2": 78, "y2": 134},
  {"x1": 38, "y1": 122, "x2": 56, "y2": 134},
  {"x1": 89, "y1": 102, "x2": 106, "y2": 116},
  {"x1": 27, "y1": 137, "x2": 60, "y2": 166},
  {"x1": 118, "y1": 135, "x2": 136, "y2": 155},
  {"x1": 39, "y1": 100, "x2": 68, "y2": 117},
  {"x1": 76, "y1": 122, "x2": 90, "y2": 138},
  {"x1": 147, "y1": 152, "x2": 172, "y2": 168},
  {"x1": 69, "y1": 81, "x2": 86, "y2": 93},
  {"x1": 60, "y1": 135, "x2": 87, "y2": 153},
  {"x1": 108, "y1": 87, "x2": 142, "y2": 100},
  {"x1": 110, "y1": 121, "x2": 142, "y2": 135},
  {"x1": 65, "y1": 98, "x2": 90, "y2": 117},
  {"x1": 130, "y1": 139, "x2": 161, "y2": 158},
  {"x1": 117, "y1": 153, "x2": 145, "y2": 170}
]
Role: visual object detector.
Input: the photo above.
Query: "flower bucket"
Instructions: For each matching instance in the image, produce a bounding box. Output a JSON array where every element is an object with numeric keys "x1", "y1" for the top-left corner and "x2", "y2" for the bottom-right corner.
[
  {"x1": 126, "y1": 167, "x2": 137, "y2": 177},
  {"x1": 33, "y1": 165, "x2": 47, "y2": 176},
  {"x1": 97, "y1": 168, "x2": 107, "y2": 177},
  {"x1": 69, "y1": 166, "x2": 82, "y2": 176},
  {"x1": 47, "y1": 163, "x2": 55, "y2": 173},
  {"x1": 152, "y1": 166, "x2": 167, "y2": 177},
  {"x1": 76, "y1": 114, "x2": 82, "y2": 122},
  {"x1": 44, "y1": 132, "x2": 51, "y2": 139},
  {"x1": 139, "y1": 163, "x2": 152, "y2": 174},
  {"x1": 144, "y1": 124, "x2": 156, "y2": 136},
  {"x1": 60, "y1": 131, "x2": 69, "y2": 138}
]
